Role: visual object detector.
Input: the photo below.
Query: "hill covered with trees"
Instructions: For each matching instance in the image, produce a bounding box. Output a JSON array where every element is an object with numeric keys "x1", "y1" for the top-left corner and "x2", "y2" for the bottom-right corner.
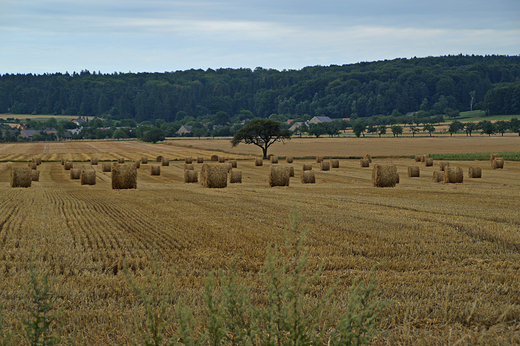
[{"x1": 1, "y1": 55, "x2": 519, "y2": 126}]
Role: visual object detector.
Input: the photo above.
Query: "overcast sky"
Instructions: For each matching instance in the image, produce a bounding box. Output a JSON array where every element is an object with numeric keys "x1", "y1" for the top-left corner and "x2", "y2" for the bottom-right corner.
[{"x1": 1, "y1": 0, "x2": 519, "y2": 74}]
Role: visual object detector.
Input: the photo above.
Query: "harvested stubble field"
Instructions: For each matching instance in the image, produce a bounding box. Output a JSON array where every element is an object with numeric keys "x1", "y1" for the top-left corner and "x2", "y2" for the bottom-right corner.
[{"x1": 0, "y1": 139, "x2": 519, "y2": 345}]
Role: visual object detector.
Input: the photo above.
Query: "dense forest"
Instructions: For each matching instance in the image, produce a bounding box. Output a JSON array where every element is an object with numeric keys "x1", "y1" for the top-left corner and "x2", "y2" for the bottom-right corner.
[{"x1": 1, "y1": 55, "x2": 519, "y2": 125}]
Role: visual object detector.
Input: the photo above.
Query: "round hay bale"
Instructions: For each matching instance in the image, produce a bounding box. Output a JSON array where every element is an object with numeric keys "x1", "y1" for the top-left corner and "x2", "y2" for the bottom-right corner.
[
  {"x1": 31, "y1": 170, "x2": 40, "y2": 182},
  {"x1": 408, "y1": 166, "x2": 420, "y2": 177},
  {"x1": 197, "y1": 157, "x2": 204, "y2": 163},
  {"x1": 118, "y1": 158, "x2": 125, "y2": 164},
  {"x1": 141, "y1": 157, "x2": 148, "y2": 164},
  {"x1": 184, "y1": 163, "x2": 194, "y2": 171},
  {"x1": 218, "y1": 156, "x2": 226, "y2": 163},
  {"x1": 133, "y1": 160, "x2": 141, "y2": 169},
  {"x1": 185, "y1": 157, "x2": 193, "y2": 164},
  {"x1": 331, "y1": 159, "x2": 339, "y2": 168},
  {"x1": 444, "y1": 166, "x2": 463, "y2": 183},
  {"x1": 61, "y1": 158, "x2": 67, "y2": 165},
  {"x1": 301, "y1": 170, "x2": 315, "y2": 184},
  {"x1": 364, "y1": 154, "x2": 372, "y2": 163},
  {"x1": 372, "y1": 164, "x2": 398, "y2": 187},
  {"x1": 433, "y1": 171, "x2": 444, "y2": 183},
  {"x1": 316, "y1": 156, "x2": 323, "y2": 163},
  {"x1": 28, "y1": 162, "x2": 37, "y2": 170},
  {"x1": 287, "y1": 166, "x2": 295, "y2": 177},
  {"x1": 286, "y1": 156, "x2": 293, "y2": 163},
  {"x1": 230, "y1": 160, "x2": 237, "y2": 168},
  {"x1": 468, "y1": 167, "x2": 482, "y2": 178},
  {"x1": 255, "y1": 157, "x2": 263, "y2": 166},
  {"x1": 70, "y1": 168, "x2": 81, "y2": 180},
  {"x1": 81, "y1": 170, "x2": 96, "y2": 185},
  {"x1": 184, "y1": 170, "x2": 198, "y2": 183},
  {"x1": 270, "y1": 155, "x2": 278, "y2": 164},
  {"x1": 64, "y1": 162, "x2": 73, "y2": 171},
  {"x1": 269, "y1": 165, "x2": 290, "y2": 187},
  {"x1": 492, "y1": 158, "x2": 504, "y2": 169},
  {"x1": 112, "y1": 163, "x2": 137, "y2": 189},
  {"x1": 439, "y1": 162, "x2": 450, "y2": 171},
  {"x1": 211, "y1": 155, "x2": 219, "y2": 162},
  {"x1": 156, "y1": 156, "x2": 163, "y2": 162},
  {"x1": 360, "y1": 159, "x2": 370, "y2": 167},
  {"x1": 151, "y1": 165, "x2": 161, "y2": 176},
  {"x1": 490, "y1": 153, "x2": 499, "y2": 162},
  {"x1": 161, "y1": 157, "x2": 169, "y2": 166},
  {"x1": 32, "y1": 157, "x2": 42, "y2": 165},
  {"x1": 420, "y1": 155, "x2": 428, "y2": 163},
  {"x1": 201, "y1": 163, "x2": 228, "y2": 188},
  {"x1": 267, "y1": 154, "x2": 274, "y2": 160},
  {"x1": 102, "y1": 163, "x2": 112, "y2": 172},
  {"x1": 321, "y1": 161, "x2": 330, "y2": 171},
  {"x1": 425, "y1": 158, "x2": 433, "y2": 167},
  {"x1": 90, "y1": 157, "x2": 98, "y2": 165},
  {"x1": 229, "y1": 170, "x2": 242, "y2": 184},
  {"x1": 11, "y1": 167, "x2": 31, "y2": 188},
  {"x1": 414, "y1": 155, "x2": 421, "y2": 162},
  {"x1": 303, "y1": 163, "x2": 312, "y2": 171}
]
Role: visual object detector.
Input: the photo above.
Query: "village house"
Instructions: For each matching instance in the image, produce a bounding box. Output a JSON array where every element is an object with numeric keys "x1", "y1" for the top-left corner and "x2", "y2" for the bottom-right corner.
[
  {"x1": 176, "y1": 125, "x2": 192, "y2": 135},
  {"x1": 308, "y1": 116, "x2": 333, "y2": 124}
]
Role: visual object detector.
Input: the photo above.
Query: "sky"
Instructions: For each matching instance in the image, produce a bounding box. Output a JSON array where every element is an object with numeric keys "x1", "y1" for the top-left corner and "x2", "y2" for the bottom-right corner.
[{"x1": 1, "y1": 0, "x2": 519, "y2": 74}]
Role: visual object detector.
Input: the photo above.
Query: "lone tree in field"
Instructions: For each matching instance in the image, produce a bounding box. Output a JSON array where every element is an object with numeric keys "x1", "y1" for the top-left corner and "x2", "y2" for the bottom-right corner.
[{"x1": 231, "y1": 119, "x2": 291, "y2": 159}]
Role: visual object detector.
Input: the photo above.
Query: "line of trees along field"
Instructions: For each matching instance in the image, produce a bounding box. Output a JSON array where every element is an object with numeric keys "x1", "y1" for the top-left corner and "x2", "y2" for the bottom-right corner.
[{"x1": 1, "y1": 55, "x2": 519, "y2": 124}]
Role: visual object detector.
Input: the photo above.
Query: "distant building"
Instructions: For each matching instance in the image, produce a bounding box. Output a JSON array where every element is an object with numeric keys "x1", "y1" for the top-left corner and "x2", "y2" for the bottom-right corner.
[
  {"x1": 308, "y1": 116, "x2": 333, "y2": 124},
  {"x1": 19, "y1": 130, "x2": 38, "y2": 139},
  {"x1": 176, "y1": 125, "x2": 192, "y2": 135},
  {"x1": 289, "y1": 122, "x2": 304, "y2": 132},
  {"x1": 71, "y1": 118, "x2": 87, "y2": 125},
  {"x1": 405, "y1": 112, "x2": 418, "y2": 117}
]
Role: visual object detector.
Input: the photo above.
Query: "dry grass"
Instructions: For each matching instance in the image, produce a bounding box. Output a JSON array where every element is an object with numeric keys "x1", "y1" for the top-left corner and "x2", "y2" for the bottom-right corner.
[{"x1": 0, "y1": 140, "x2": 519, "y2": 345}]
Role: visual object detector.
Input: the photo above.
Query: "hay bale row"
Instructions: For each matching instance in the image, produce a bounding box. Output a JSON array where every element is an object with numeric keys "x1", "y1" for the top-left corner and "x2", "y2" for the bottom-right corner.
[
  {"x1": 201, "y1": 163, "x2": 228, "y2": 188},
  {"x1": 364, "y1": 154, "x2": 372, "y2": 163},
  {"x1": 360, "y1": 159, "x2": 370, "y2": 167},
  {"x1": 331, "y1": 159, "x2": 339, "y2": 168},
  {"x1": 11, "y1": 167, "x2": 31, "y2": 188},
  {"x1": 218, "y1": 156, "x2": 226, "y2": 163},
  {"x1": 161, "y1": 157, "x2": 169, "y2": 166},
  {"x1": 90, "y1": 157, "x2": 98, "y2": 165},
  {"x1": 70, "y1": 168, "x2": 81, "y2": 180},
  {"x1": 64, "y1": 162, "x2": 73, "y2": 171},
  {"x1": 81, "y1": 169, "x2": 96, "y2": 185},
  {"x1": 112, "y1": 163, "x2": 137, "y2": 189},
  {"x1": 269, "y1": 165, "x2": 290, "y2": 187},
  {"x1": 229, "y1": 170, "x2": 242, "y2": 184},
  {"x1": 408, "y1": 166, "x2": 420, "y2": 177},
  {"x1": 32, "y1": 157, "x2": 42, "y2": 165},
  {"x1": 444, "y1": 166, "x2": 463, "y2": 184},
  {"x1": 185, "y1": 164, "x2": 194, "y2": 170},
  {"x1": 439, "y1": 162, "x2": 450, "y2": 171},
  {"x1": 372, "y1": 164, "x2": 399, "y2": 187},
  {"x1": 255, "y1": 158, "x2": 263, "y2": 166},
  {"x1": 301, "y1": 170, "x2": 315, "y2": 184},
  {"x1": 492, "y1": 158, "x2": 504, "y2": 169},
  {"x1": 433, "y1": 171, "x2": 444, "y2": 183},
  {"x1": 156, "y1": 156, "x2": 163, "y2": 162},
  {"x1": 141, "y1": 157, "x2": 148, "y2": 164},
  {"x1": 421, "y1": 154, "x2": 429, "y2": 163},
  {"x1": 133, "y1": 160, "x2": 141, "y2": 169},
  {"x1": 303, "y1": 163, "x2": 312, "y2": 171},
  {"x1": 184, "y1": 170, "x2": 198, "y2": 183},
  {"x1": 211, "y1": 155, "x2": 219, "y2": 162},
  {"x1": 185, "y1": 157, "x2": 193, "y2": 164},
  {"x1": 414, "y1": 155, "x2": 421, "y2": 162},
  {"x1": 286, "y1": 156, "x2": 293, "y2": 164},
  {"x1": 425, "y1": 158, "x2": 433, "y2": 167},
  {"x1": 230, "y1": 160, "x2": 237, "y2": 168},
  {"x1": 468, "y1": 167, "x2": 482, "y2": 178},
  {"x1": 321, "y1": 161, "x2": 330, "y2": 171},
  {"x1": 151, "y1": 165, "x2": 161, "y2": 176},
  {"x1": 102, "y1": 163, "x2": 112, "y2": 172},
  {"x1": 118, "y1": 158, "x2": 125, "y2": 164},
  {"x1": 270, "y1": 156, "x2": 278, "y2": 164},
  {"x1": 61, "y1": 158, "x2": 67, "y2": 165},
  {"x1": 197, "y1": 157, "x2": 204, "y2": 163},
  {"x1": 490, "y1": 153, "x2": 499, "y2": 162},
  {"x1": 316, "y1": 156, "x2": 323, "y2": 163},
  {"x1": 288, "y1": 166, "x2": 295, "y2": 177},
  {"x1": 28, "y1": 162, "x2": 37, "y2": 170}
]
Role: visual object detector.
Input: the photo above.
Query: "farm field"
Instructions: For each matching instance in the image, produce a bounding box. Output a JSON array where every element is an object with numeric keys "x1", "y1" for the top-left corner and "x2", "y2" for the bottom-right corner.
[{"x1": 0, "y1": 139, "x2": 519, "y2": 345}]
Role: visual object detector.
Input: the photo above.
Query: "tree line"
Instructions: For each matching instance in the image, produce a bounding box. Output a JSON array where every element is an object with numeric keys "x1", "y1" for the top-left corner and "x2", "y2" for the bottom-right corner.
[{"x1": 1, "y1": 55, "x2": 519, "y2": 125}]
